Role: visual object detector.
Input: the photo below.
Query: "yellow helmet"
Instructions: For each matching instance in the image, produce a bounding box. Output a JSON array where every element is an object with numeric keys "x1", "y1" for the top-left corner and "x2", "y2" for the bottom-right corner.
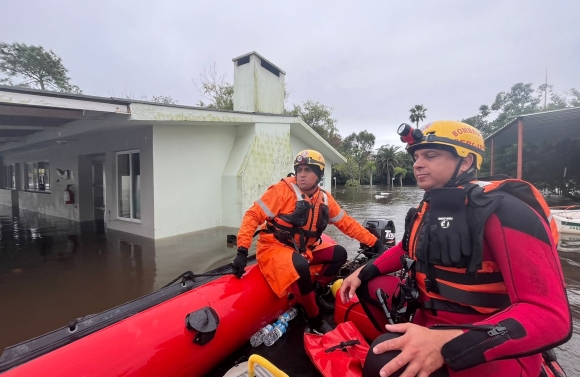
[
  {"x1": 294, "y1": 149, "x2": 325, "y2": 177},
  {"x1": 404, "y1": 120, "x2": 485, "y2": 169}
]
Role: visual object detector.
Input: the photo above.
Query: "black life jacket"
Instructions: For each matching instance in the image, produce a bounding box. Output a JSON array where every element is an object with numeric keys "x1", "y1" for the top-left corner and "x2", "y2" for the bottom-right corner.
[
  {"x1": 264, "y1": 177, "x2": 330, "y2": 253},
  {"x1": 402, "y1": 178, "x2": 557, "y2": 314}
]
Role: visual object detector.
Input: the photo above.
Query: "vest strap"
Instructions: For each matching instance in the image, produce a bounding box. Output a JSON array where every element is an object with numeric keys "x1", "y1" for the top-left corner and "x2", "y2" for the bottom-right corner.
[
  {"x1": 435, "y1": 281, "x2": 511, "y2": 309},
  {"x1": 415, "y1": 260, "x2": 504, "y2": 285}
]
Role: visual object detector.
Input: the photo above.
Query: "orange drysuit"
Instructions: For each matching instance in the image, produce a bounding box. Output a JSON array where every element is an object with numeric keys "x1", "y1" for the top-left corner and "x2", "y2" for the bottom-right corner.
[{"x1": 237, "y1": 177, "x2": 378, "y2": 297}]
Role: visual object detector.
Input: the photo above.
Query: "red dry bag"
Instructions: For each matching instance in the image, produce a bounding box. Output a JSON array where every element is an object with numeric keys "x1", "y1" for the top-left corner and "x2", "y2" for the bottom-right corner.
[{"x1": 304, "y1": 321, "x2": 370, "y2": 377}]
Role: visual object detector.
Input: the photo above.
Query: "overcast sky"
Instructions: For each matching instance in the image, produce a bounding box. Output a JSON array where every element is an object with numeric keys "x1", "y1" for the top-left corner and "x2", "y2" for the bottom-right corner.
[{"x1": 1, "y1": 0, "x2": 579, "y2": 147}]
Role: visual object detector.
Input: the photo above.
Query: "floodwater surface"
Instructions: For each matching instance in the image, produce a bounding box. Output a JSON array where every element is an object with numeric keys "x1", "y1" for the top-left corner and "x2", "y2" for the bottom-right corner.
[{"x1": 0, "y1": 185, "x2": 578, "y2": 375}]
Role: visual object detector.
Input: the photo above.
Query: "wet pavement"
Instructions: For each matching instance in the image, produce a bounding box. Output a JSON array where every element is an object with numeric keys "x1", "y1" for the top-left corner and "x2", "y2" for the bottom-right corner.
[{"x1": 0, "y1": 185, "x2": 579, "y2": 375}]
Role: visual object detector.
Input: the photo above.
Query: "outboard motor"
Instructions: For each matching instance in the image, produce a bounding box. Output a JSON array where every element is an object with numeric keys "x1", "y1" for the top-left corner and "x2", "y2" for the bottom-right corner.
[
  {"x1": 360, "y1": 219, "x2": 396, "y2": 258},
  {"x1": 338, "y1": 218, "x2": 397, "y2": 278}
]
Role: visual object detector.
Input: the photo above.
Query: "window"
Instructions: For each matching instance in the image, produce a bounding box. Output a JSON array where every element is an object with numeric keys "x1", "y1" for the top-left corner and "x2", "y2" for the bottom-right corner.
[
  {"x1": 117, "y1": 150, "x2": 140, "y2": 221},
  {"x1": 4, "y1": 165, "x2": 15, "y2": 189},
  {"x1": 25, "y1": 162, "x2": 50, "y2": 192}
]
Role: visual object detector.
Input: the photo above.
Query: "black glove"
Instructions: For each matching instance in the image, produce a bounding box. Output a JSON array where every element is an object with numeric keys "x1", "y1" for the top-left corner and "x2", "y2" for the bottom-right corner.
[
  {"x1": 428, "y1": 187, "x2": 472, "y2": 266},
  {"x1": 372, "y1": 239, "x2": 387, "y2": 255},
  {"x1": 232, "y1": 247, "x2": 248, "y2": 278}
]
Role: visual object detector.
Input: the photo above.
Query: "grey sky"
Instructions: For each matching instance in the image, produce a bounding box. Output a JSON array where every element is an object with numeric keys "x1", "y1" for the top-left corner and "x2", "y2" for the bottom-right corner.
[{"x1": 1, "y1": 0, "x2": 579, "y2": 148}]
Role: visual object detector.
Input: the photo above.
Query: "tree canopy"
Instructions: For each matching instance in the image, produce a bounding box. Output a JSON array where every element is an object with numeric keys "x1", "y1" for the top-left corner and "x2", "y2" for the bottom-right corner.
[
  {"x1": 193, "y1": 63, "x2": 234, "y2": 110},
  {"x1": 409, "y1": 104, "x2": 427, "y2": 127},
  {"x1": 341, "y1": 130, "x2": 376, "y2": 183},
  {"x1": 462, "y1": 82, "x2": 580, "y2": 138},
  {"x1": 290, "y1": 100, "x2": 342, "y2": 149},
  {"x1": 0, "y1": 42, "x2": 81, "y2": 93}
]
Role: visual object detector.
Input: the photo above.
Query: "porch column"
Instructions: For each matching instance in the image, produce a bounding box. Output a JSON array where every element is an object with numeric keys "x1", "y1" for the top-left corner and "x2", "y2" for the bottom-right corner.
[{"x1": 517, "y1": 118, "x2": 523, "y2": 179}]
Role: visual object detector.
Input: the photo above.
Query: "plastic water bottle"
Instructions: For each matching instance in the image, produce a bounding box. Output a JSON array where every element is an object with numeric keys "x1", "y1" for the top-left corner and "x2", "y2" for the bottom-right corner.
[
  {"x1": 264, "y1": 321, "x2": 288, "y2": 346},
  {"x1": 277, "y1": 307, "x2": 298, "y2": 326},
  {"x1": 250, "y1": 324, "x2": 274, "y2": 347}
]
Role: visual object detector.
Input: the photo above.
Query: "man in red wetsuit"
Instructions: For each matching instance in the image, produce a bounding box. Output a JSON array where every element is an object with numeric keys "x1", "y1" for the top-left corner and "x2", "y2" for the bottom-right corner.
[{"x1": 340, "y1": 120, "x2": 571, "y2": 376}]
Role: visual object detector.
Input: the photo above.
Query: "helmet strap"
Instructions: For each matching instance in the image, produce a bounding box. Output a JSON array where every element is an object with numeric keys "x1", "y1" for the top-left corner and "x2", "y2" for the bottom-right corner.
[
  {"x1": 444, "y1": 159, "x2": 466, "y2": 187},
  {"x1": 445, "y1": 158, "x2": 476, "y2": 187}
]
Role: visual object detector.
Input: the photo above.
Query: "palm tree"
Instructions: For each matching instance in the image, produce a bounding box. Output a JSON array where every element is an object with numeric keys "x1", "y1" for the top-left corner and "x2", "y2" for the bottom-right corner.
[
  {"x1": 394, "y1": 167, "x2": 406, "y2": 186},
  {"x1": 375, "y1": 145, "x2": 401, "y2": 186},
  {"x1": 409, "y1": 104, "x2": 427, "y2": 127},
  {"x1": 364, "y1": 160, "x2": 377, "y2": 186}
]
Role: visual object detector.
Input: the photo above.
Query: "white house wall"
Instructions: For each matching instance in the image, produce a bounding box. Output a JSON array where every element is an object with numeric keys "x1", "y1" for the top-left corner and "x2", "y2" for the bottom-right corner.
[
  {"x1": 0, "y1": 126, "x2": 155, "y2": 238},
  {"x1": 242, "y1": 123, "x2": 293, "y2": 215},
  {"x1": 152, "y1": 124, "x2": 236, "y2": 239},
  {"x1": 221, "y1": 124, "x2": 254, "y2": 228}
]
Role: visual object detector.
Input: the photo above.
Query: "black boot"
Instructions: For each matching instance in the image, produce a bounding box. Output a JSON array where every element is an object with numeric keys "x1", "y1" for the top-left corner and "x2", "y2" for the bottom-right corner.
[
  {"x1": 307, "y1": 312, "x2": 333, "y2": 335},
  {"x1": 316, "y1": 295, "x2": 335, "y2": 314},
  {"x1": 313, "y1": 282, "x2": 335, "y2": 314}
]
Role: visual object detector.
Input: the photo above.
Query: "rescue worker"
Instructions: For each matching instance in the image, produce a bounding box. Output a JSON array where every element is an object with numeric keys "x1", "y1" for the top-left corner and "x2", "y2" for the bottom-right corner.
[
  {"x1": 339, "y1": 121, "x2": 572, "y2": 376},
  {"x1": 232, "y1": 149, "x2": 385, "y2": 334}
]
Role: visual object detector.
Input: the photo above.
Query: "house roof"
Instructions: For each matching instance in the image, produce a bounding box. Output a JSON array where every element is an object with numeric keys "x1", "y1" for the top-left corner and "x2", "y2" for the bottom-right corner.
[
  {"x1": 484, "y1": 107, "x2": 580, "y2": 147},
  {"x1": 0, "y1": 86, "x2": 345, "y2": 163}
]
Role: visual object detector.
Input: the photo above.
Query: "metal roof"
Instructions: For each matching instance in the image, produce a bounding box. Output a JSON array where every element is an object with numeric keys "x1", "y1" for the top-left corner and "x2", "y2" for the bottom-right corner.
[
  {"x1": 485, "y1": 107, "x2": 580, "y2": 147},
  {"x1": 0, "y1": 84, "x2": 132, "y2": 105}
]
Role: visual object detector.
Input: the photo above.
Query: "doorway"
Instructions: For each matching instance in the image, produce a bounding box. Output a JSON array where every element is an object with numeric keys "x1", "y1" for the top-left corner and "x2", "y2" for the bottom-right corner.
[{"x1": 78, "y1": 154, "x2": 106, "y2": 234}]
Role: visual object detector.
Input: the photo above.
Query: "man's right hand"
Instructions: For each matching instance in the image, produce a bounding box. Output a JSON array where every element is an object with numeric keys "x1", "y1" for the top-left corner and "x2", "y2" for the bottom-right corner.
[
  {"x1": 339, "y1": 266, "x2": 364, "y2": 304},
  {"x1": 232, "y1": 247, "x2": 248, "y2": 278}
]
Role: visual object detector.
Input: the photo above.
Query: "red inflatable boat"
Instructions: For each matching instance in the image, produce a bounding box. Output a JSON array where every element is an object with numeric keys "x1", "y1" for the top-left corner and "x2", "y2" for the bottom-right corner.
[{"x1": 0, "y1": 260, "x2": 294, "y2": 377}]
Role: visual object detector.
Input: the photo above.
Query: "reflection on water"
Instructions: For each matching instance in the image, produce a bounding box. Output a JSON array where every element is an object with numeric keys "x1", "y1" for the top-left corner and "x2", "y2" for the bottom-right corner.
[
  {"x1": 1, "y1": 186, "x2": 579, "y2": 375},
  {"x1": 0, "y1": 205, "x2": 242, "y2": 353}
]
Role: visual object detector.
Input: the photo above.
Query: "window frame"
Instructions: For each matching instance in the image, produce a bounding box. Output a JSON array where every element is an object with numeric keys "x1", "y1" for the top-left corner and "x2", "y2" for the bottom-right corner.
[
  {"x1": 24, "y1": 161, "x2": 50, "y2": 193},
  {"x1": 4, "y1": 164, "x2": 16, "y2": 189},
  {"x1": 116, "y1": 150, "x2": 141, "y2": 223}
]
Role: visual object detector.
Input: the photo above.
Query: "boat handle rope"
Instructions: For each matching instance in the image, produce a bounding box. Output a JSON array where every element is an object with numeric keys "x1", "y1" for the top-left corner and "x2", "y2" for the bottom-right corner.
[{"x1": 162, "y1": 270, "x2": 232, "y2": 288}]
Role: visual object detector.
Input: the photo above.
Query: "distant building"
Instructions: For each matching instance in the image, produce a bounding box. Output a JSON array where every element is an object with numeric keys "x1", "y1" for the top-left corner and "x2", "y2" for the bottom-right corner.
[{"x1": 0, "y1": 52, "x2": 345, "y2": 239}]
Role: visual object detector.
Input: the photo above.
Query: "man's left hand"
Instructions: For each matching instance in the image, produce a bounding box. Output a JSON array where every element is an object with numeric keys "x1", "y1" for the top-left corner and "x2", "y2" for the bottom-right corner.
[
  {"x1": 373, "y1": 323, "x2": 462, "y2": 377},
  {"x1": 372, "y1": 239, "x2": 387, "y2": 255}
]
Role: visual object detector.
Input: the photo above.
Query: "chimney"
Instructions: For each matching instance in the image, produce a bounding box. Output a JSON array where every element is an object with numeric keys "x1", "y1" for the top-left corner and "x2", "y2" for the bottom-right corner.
[{"x1": 232, "y1": 52, "x2": 286, "y2": 114}]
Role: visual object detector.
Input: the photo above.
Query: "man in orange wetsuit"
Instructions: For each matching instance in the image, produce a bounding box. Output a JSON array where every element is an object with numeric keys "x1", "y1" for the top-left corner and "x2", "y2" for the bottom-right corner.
[
  {"x1": 340, "y1": 121, "x2": 571, "y2": 376},
  {"x1": 232, "y1": 149, "x2": 385, "y2": 334}
]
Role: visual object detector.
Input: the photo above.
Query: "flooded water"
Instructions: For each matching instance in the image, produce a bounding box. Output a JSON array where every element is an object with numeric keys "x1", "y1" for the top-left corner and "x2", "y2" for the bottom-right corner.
[{"x1": 0, "y1": 185, "x2": 579, "y2": 375}]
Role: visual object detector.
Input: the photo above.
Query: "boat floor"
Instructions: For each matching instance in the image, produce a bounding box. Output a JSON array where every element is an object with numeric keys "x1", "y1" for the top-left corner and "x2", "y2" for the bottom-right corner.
[{"x1": 207, "y1": 309, "x2": 337, "y2": 376}]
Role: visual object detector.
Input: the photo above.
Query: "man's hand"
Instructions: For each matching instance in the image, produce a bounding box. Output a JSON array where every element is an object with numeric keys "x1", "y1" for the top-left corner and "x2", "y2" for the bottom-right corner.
[
  {"x1": 372, "y1": 239, "x2": 388, "y2": 255},
  {"x1": 373, "y1": 323, "x2": 462, "y2": 377},
  {"x1": 232, "y1": 247, "x2": 248, "y2": 278},
  {"x1": 339, "y1": 266, "x2": 363, "y2": 304}
]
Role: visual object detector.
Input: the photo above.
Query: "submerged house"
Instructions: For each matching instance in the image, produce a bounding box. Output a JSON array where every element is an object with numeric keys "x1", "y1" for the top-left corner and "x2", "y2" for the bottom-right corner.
[{"x1": 0, "y1": 52, "x2": 346, "y2": 239}]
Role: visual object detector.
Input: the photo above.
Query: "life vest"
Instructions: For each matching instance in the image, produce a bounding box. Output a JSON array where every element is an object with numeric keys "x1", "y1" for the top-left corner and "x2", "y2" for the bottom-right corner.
[
  {"x1": 404, "y1": 178, "x2": 558, "y2": 315},
  {"x1": 261, "y1": 177, "x2": 330, "y2": 253}
]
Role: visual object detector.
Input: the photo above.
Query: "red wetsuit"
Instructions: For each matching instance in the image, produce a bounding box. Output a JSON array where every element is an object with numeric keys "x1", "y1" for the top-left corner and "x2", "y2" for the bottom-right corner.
[{"x1": 358, "y1": 190, "x2": 572, "y2": 376}]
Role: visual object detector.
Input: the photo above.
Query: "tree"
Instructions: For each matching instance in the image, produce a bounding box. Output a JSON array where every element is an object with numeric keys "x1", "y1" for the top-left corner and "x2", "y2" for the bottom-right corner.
[
  {"x1": 290, "y1": 100, "x2": 342, "y2": 149},
  {"x1": 193, "y1": 63, "x2": 234, "y2": 110},
  {"x1": 119, "y1": 89, "x2": 178, "y2": 105},
  {"x1": 151, "y1": 95, "x2": 178, "y2": 105},
  {"x1": 363, "y1": 160, "x2": 377, "y2": 186},
  {"x1": 462, "y1": 105, "x2": 493, "y2": 137},
  {"x1": 333, "y1": 153, "x2": 359, "y2": 183},
  {"x1": 568, "y1": 88, "x2": 580, "y2": 107},
  {"x1": 0, "y1": 42, "x2": 81, "y2": 93},
  {"x1": 375, "y1": 145, "x2": 401, "y2": 186},
  {"x1": 409, "y1": 104, "x2": 427, "y2": 127},
  {"x1": 394, "y1": 167, "x2": 406, "y2": 186},
  {"x1": 342, "y1": 131, "x2": 376, "y2": 183}
]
